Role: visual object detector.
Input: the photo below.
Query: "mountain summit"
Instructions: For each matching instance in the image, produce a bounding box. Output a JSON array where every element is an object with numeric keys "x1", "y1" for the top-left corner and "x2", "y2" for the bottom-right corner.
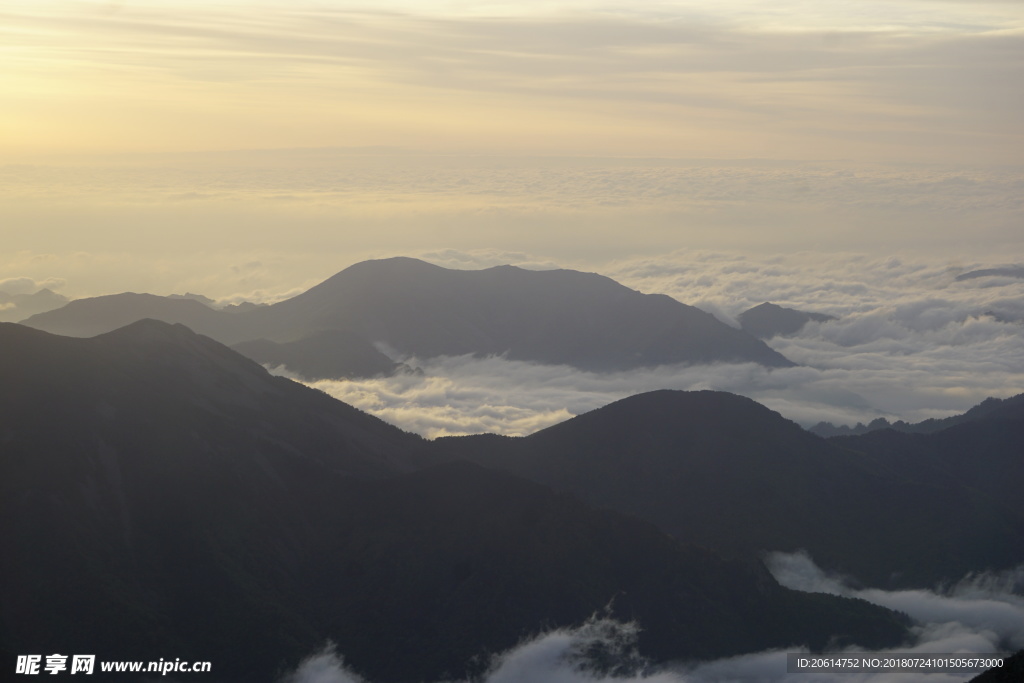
[{"x1": 24, "y1": 257, "x2": 793, "y2": 375}]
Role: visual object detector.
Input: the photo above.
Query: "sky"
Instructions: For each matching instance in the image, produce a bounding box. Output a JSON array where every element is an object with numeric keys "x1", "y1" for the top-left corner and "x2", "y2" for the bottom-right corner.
[
  {"x1": 4, "y1": 0, "x2": 1023, "y2": 162},
  {"x1": 2, "y1": 0, "x2": 1023, "y2": 296},
  {"x1": 2, "y1": 0, "x2": 1022, "y2": 428}
]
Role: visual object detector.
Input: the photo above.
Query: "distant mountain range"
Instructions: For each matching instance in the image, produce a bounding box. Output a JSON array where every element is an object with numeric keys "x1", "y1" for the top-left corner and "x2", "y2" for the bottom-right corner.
[
  {"x1": 21, "y1": 257, "x2": 794, "y2": 377},
  {"x1": 809, "y1": 393, "x2": 1024, "y2": 437},
  {"x1": 738, "y1": 302, "x2": 836, "y2": 338},
  {"x1": 1, "y1": 321, "x2": 903, "y2": 682}
]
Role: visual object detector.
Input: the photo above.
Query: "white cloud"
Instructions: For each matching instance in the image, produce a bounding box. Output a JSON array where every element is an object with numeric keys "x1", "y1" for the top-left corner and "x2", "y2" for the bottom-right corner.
[
  {"x1": 282, "y1": 618, "x2": 686, "y2": 683},
  {"x1": 0, "y1": 276, "x2": 64, "y2": 295},
  {"x1": 282, "y1": 643, "x2": 365, "y2": 683},
  {"x1": 295, "y1": 327, "x2": 1024, "y2": 437},
  {"x1": 766, "y1": 550, "x2": 1024, "y2": 652}
]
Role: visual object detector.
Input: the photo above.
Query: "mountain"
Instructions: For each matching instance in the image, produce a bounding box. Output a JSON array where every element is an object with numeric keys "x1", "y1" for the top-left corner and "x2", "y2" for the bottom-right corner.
[
  {"x1": 0, "y1": 287, "x2": 68, "y2": 322},
  {"x1": 22, "y1": 257, "x2": 794, "y2": 374},
  {"x1": 0, "y1": 319, "x2": 422, "y2": 477},
  {"x1": 1, "y1": 323, "x2": 904, "y2": 681},
  {"x1": 809, "y1": 393, "x2": 1024, "y2": 437},
  {"x1": 0, "y1": 319, "x2": 426, "y2": 678},
  {"x1": 738, "y1": 301, "x2": 836, "y2": 338},
  {"x1": 968, "y1": 650, "x2": 1024, "y2": 683},
  {"x1": 231, "y1": 329, "x2": 405, "y2": 380},
  {"x1": 433, "y1": 390, "x2": 1024, "y2": 588},
  {"x1": 830, "y1": 397, "x2": 1024, "y2": 520},
  {"x1": 19, "y1": 292, "x2": 246, "y2": 339},
  {"x1": 305, "y1": 462, "x2": 908, "y2": 682},
  {"x1": 240, "y1": 257, "x2": 795, "y2": 370}
]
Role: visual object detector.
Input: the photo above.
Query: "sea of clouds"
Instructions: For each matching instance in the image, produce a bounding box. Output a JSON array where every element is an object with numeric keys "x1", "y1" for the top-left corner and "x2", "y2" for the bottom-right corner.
[{"x1": 294, "y1": 250, "x2": 1024, "y2": 436}]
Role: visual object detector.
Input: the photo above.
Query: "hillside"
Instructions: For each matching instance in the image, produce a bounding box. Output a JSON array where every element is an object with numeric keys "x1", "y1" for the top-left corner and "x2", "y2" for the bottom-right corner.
[
  {"x1": 0, "y1": 323, "x2": 902, "y2": 681},
  {"x1": 433, "y1": 390, "x2": 1024, "y2": 587}
]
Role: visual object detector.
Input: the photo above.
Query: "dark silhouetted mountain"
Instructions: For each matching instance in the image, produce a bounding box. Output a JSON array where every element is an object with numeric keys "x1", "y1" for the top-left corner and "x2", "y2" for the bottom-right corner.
[
  {"x1": 831, "y1": 400, "x2": 1024, "y2": 522},
  {"x1": 232, "y1": 329, "x2": 404, "y2": 380},
  {"x1": 955, "y1": 266, "x2": 1024, "y2": 281},
  {"x1": 810, "y1": 417, "x2": 899, "y2": 437},
  {"x1": 434, "y1": 390, "x2": 1024, "y2": 588},
  {"x1": 809, "y1": 393, "x2": 1024, "y2": 437},
  {"x1": 738, "y1": 302, "x2": 836, "y2": 338},
  {"x1": 0, "y1": 287, "x2": 68, "y2": 322},
  {"x1": 1, "y1": 323, "x2": 903, "y2": 682},
  {"x1": 244, "y1": 257, "x2": 794, "y2": 370},
  {"x1": 968, "y1": 650, "x2": 1024, "y2": 683},
  {"x1": 1, "y1": 319, "x2": 426, "y2": 677},
  {"x1": 307, "y1": 462, "x2": 908, "y2": 682},
  {"x1": 22, "y1": 257, "x2": 794, "y2": 375}
]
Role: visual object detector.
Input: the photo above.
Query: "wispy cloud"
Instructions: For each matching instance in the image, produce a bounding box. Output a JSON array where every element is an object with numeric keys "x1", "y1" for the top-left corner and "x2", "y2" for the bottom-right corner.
[
  {"x1": 3, "y1": 1, "x2": 1022, "y2": 160},
  {"x1": 767, "y1": 551, "x2": 1024, "y2": 652}
]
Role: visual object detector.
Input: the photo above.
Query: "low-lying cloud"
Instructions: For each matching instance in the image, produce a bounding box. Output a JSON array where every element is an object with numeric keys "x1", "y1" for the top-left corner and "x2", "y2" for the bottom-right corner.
[
  {"x1": 283, "y1": 619, "x2": 683, "y2": 683},
  {"x1": 767, "y1": 551, "x2": 1024, "y2": 650}
]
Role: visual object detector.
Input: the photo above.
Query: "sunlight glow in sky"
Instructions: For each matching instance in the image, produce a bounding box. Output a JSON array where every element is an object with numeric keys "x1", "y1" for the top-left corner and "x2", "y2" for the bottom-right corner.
[
  {"x1": 3, "y1": 0, "x2": 1022, "y2": 160},
  {"x1": 1, "y1": 0, "x2": 1021, "y2": 301}
]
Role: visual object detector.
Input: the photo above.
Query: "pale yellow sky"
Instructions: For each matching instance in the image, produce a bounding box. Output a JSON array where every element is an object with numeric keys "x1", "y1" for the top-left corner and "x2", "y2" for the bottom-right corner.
[
  {"x1": 1, "y1": 0, "x2": 1022, "y2": 300},
  {"x1": 3, "y1": 0, "x2": 1023, "y2": 161}
]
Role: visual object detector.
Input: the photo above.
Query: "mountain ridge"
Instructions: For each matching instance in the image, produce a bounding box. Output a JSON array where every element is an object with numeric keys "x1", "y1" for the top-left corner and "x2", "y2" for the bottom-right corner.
[
  {"x1": 22, "y1": 257, "x2": 794, "y2": 374},
  {"x1": 434, "y1": 389, "x2": 1024, "y2": 587},
  {"x1": 1, "y1": 321, "x2": 905, "y2": 682},
  {"x1": 809, "y1": 392, "x2": 1024, "y2": 437}
]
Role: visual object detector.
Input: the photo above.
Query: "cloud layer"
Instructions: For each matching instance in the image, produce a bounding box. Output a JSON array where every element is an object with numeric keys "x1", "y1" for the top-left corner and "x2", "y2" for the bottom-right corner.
[{"x1": 4, "y1": 154, "x2": 1020, "y2": 301}]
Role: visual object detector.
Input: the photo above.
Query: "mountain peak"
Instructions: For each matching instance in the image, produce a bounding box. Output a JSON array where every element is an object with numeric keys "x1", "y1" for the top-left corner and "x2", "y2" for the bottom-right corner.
[
  {"x1": 335, "y1": 256, "x2": 446, "y2": 277},
  {"x1": 265, "y1": 259, "x2": 794, "y2": 371},
  {"x1": 21, "y1": 258, "x2": 794, "y2": 373},
  {"x1": 96, "y1": 317, "x2": 197, "y2": 340},
  {"x1": 533, "y1": 389, "x2": 803, "y2": 441},
  {"x1": 739, "y1": 301, "x2": 836, "y2": 338},
  {"x1": 95, "y1": 318, "x2": 234, "y2": 360}
]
